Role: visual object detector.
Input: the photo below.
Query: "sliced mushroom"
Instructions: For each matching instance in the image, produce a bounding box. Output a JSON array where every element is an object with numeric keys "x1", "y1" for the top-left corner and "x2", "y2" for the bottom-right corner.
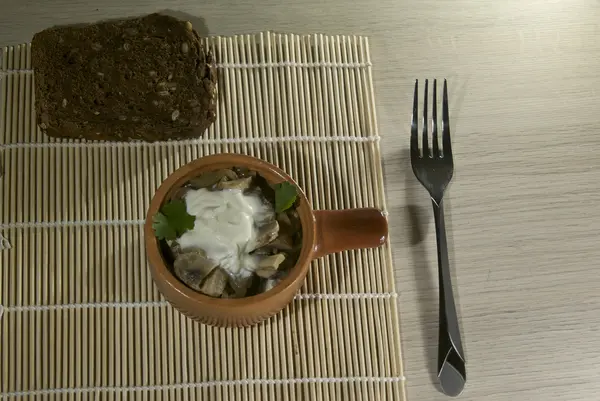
[
  {"x1": 171, "y1": 185, "x2": 192, "y2": 201},
  {"x1": 167, "y1": 240, "x2": 183, "y2": 259},
  {"x1": 199, "y1": 268, "x2": 228, "y2": 297},
  {"x1": 261, "y1": 278, "x2": 280, "y2": 292},
  {"x1": 253, "y1": 173, "x2": 276, "y2": 204},
  {"x1": 268, "y1": 233, "x2": 294, "y2": 251},
  {"x1": 292, "y1": 230, "x2": 303, "y2": 247},
  {"x1": 233, "y1": 167, "x2": 257, "y2": 178},
  {"x1": 220, "y1": 285, "x2": 238, "y2": 298},
  {"x1": 226, "y1": 271, "x2": 255, "y2": 298},
  {"x1": 287, "y1": 209, "x2": 302, "y2": 232},
  {"x1": 254, "y1": 196, "x2": 276, "y2": 225},
  {"x1": 173, "y1": 250, "x2": 218, "y2": 291},
  {"x1": 276, "y1": 212, "x2": 292, "y2": 229},
  {"x1": 256, "y1": 253, "x2": 287, "y2": 278},
  {"x1": 216, "y1": 176, "x2": 253, "y2": 190},
  {"x1": 161, "y1": 240, "x2": 180, "y2": 265},
  {"x1": 276, "y1": 211, "x2": 303, "y2": 245},
  {"x1": 188, "y1": 169, "x2": 238, "y2": 189},
  {"x1": 247, "y1": 220, "x2": 279, "y2": 252},
  {"x1": 252, "y1": 246, "x2": 275, "y2": 256}
]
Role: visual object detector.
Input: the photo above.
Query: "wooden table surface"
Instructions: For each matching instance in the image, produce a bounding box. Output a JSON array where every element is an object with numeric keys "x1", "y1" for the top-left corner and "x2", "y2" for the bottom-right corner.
[{"x1": 2, "y1": 1, "x2": 600, "y2": 400}]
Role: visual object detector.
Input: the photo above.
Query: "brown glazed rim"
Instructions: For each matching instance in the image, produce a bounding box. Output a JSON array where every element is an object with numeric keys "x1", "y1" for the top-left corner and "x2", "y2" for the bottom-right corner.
[{"x1": 144, "y1": 153, "x2": 316, "y2": 310}]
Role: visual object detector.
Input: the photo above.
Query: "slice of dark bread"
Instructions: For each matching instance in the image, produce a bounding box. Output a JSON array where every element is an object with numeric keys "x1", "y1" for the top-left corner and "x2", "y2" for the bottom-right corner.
[{"x1": 32, "y1": 13, "x2": 218, "y2": 142}]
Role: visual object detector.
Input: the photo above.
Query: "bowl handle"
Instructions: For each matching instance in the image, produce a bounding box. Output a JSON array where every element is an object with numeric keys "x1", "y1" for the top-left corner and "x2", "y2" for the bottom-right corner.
[{"x1": 312, "y1": 208, "x2": 388, "y2": 259}]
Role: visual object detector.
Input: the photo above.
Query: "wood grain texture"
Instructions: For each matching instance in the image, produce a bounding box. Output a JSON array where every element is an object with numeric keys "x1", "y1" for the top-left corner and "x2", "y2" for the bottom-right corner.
[{"x1": 1, "y1": 1, "x2": 600, "y2": 400}]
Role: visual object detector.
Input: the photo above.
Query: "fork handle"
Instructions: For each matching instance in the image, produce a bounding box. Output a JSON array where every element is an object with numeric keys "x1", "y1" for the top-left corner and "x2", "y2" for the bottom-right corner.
[{"x1": 432, "y1": 199, "x2": 467, "y2": 396}]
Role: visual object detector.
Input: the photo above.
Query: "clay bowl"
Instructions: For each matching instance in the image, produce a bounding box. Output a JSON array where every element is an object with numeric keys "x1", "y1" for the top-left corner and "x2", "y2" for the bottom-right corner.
[{"x1": 144, "y1": 153, "x2": 388, "y2": 327}]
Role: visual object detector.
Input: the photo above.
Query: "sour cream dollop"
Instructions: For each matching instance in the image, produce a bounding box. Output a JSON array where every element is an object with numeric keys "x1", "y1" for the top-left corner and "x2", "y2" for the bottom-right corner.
[{"x1": 177, "y1": 188, "x2": 273, "y2": 276}]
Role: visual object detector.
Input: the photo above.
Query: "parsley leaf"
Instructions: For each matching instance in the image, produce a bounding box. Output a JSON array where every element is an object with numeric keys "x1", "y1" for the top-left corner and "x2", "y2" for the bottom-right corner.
[
  {"x1": 152, "y1": 212, "x2": 177, "y2": 240},
  {"x1": 274, "y1": 182, "x2": 298, "y2": 213},
  {"x1": 152, "y1": 199, "x2": 195, "y2": 240}
]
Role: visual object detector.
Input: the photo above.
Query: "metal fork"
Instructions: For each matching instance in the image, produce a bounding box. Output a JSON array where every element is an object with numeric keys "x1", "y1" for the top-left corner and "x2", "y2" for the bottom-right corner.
[{"x1": 410, "y1": 79, "x2": 466, "y2": 397}]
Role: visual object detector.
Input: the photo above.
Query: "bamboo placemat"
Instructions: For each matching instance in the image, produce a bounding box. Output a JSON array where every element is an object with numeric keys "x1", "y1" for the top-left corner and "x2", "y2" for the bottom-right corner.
[{"x1": 0, "y1": 33, "x2": 405, "y2": 400}]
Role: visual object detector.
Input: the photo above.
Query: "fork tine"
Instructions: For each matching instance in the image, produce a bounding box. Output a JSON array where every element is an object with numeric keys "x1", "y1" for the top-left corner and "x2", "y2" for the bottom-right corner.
[
  {"x1": 432, "y1": 79, "x2": 439, "y2": 158},
  {"x1": 442, "y1": 79, "x2": 452, "y2": 157},
  {"x1": 411, "y1": 80, "x2": 419, "y2": 157},
  {"x1": 422, "y1": 79, "x2": 429, "y2": 157}
]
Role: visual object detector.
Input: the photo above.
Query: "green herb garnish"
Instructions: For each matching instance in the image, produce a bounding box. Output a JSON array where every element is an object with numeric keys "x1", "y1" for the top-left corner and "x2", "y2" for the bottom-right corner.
[
  {"x1": 152, "y1": 199, "x2": 195, "y2": 240},
  {"x1": 274, "y1": 181, "x2": 298, "y2": 213}
]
